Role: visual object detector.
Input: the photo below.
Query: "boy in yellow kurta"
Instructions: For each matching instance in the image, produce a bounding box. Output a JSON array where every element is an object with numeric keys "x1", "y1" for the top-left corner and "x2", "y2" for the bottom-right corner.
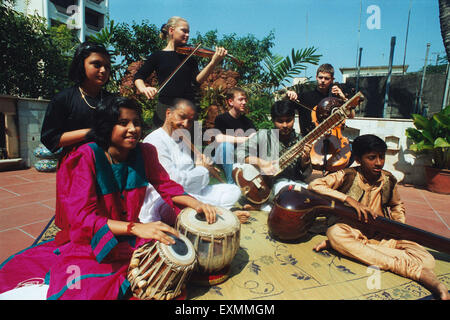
[{"x1": 309, "y1": 134, "x2": 448, "y2": 300}]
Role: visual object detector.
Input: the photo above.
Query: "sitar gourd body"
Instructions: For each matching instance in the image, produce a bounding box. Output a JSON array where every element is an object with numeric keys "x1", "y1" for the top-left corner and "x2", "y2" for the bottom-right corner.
[{"x1": 268, "y1": 187, "x2": 450, "y2": 255}]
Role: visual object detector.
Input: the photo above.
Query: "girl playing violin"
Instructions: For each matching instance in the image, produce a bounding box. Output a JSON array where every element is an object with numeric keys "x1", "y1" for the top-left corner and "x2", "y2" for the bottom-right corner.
[{"x1": 134, "y1": 16, "x2": 228, "y2": 127}]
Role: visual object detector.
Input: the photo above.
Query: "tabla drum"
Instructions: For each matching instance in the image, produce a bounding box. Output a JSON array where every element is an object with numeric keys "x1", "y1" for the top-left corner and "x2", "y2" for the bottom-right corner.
[
  {"x1": 175, "y1": 207, "x2": 240, "y2": 284},
  {"x1": 127, "y1": 234, "x2": 196, "y2": 300}
]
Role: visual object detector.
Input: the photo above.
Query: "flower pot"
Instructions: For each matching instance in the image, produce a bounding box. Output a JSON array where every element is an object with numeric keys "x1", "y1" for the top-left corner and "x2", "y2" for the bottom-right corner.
[{"x1": 424, "y1": 166, "x2": 450, "y2": 195}]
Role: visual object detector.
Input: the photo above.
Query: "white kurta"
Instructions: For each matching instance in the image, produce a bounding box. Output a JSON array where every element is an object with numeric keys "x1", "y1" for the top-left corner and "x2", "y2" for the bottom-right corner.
[{"x1": 142, "y1": 128, "x2": 241, "y2": 217}]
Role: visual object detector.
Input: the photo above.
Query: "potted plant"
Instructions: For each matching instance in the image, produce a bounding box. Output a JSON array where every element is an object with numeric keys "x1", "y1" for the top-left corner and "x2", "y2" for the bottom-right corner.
[{"x1": 405, "y1": 105, "x2": 450, "y2": 194}]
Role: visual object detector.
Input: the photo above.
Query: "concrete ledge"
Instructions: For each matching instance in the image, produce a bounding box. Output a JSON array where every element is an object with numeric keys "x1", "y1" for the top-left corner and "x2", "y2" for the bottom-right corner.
[{"x1": 0, "y1": 158, "x2": 24, "y2": 172}]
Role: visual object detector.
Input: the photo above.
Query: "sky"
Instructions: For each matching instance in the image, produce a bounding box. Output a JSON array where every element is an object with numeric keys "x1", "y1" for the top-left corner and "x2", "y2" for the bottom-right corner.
[{"x1": 109, "y1": 0, "x2": 446, "y2": 82}]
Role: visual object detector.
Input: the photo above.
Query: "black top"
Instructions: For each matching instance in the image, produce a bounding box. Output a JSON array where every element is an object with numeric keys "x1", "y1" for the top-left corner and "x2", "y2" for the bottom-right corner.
[
  {"x1": 214, "y1": 112, "x2": 256, "y2": 136},
  {"x1": 134, "y1": 50, "x2": 200, "y2": 104},
  {"x1": 296, "y1": 87, "x2": 329, "y2": 137},
  {"x1": 40, "y1": 86, "x2": 113, "y2": 153},
  {"x1": 292, "y1": 82, "x2": 353, "y2": 136}
]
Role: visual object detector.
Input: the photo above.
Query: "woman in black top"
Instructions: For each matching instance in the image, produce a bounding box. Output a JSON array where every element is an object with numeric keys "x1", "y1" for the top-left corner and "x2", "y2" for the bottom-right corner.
[
  {"x1": 40, "y1": 42, "x2": 113, "y2": 237},
  {"x1": 40, "y1": 41, "x2": 113, "y2": 154},
  {"x1": 134, "y1": 16, "x2": 228, "y2": 127}
]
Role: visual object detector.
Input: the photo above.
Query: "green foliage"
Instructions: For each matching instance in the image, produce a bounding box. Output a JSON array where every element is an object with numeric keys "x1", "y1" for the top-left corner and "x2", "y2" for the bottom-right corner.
[
  {"x1": 190, "y1": 30, "x2": 275, "y2": 84},
  {"x1": 242, "y1": 83, "x2": 274, "y2": 130},
  {"x1": 109, "y1": 19, "x2": 165, "y2": 66},
  {"x1": 198, "y1": 87, "x2": 227, "y2": 120},
  {"x1": 88, "y1": 20, "x2": 123, "y2": 93},
  {"x1": 0, "y1": 6, "x2": 320, "y2": 130},
  {"x1": 263, "y1": 47, "x2": 321, "y2": 89},
  {"x1": 405, "y1": 105, "x2": 450, "y2": 169},
  {"x1": 88, "y1": 19, "x2": 164, "y2": 119},
  {"x1": 0, "y1": 2, "x2": 78, "y2": 98}
]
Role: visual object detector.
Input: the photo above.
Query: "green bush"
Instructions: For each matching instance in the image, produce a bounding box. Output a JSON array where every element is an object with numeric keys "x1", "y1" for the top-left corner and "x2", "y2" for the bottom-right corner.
[{"x1": 405, "y1": 105, "x2": 450, "y2": 169}]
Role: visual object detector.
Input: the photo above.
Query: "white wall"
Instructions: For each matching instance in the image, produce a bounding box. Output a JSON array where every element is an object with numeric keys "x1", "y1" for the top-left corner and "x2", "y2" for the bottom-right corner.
[
  {"x1": 16, "y1": 98, "x2": 49, "y2": 167},
  {"x1": 344, "y1": 117, "x2": 430, "y2": 186}
]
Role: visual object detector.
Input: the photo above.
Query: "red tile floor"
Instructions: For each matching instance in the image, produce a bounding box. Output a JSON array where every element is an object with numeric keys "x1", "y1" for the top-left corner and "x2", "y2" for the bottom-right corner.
[{"x1": 0, "y1": 168, "x2": 449, "y2": 264}]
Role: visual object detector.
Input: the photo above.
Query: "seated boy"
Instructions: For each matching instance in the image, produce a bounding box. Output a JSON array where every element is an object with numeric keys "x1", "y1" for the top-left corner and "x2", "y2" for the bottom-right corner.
[
  {"x1": 309, "y1": 134, "x2": 448, "y2": 300},
  {"x1": 213, "y1": 87, "x2": 256, "y2": 184},
  {"x1": 236, "y1": 100, "x2": 312, "y2": 211}
]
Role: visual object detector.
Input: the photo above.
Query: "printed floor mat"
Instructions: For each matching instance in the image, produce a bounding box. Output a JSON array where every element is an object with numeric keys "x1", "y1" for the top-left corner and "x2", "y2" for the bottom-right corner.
[
  {"x1": 36, "y1": 211, "x2": 450, "y2": 300},
  {"x1": 186, "y1": 210, "x2": 450, "y2": 300}
]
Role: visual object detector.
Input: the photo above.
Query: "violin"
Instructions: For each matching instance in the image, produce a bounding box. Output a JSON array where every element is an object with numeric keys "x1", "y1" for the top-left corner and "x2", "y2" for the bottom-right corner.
[{"x1": 176, "y1": 45, "x2": 244, "y2": 66}]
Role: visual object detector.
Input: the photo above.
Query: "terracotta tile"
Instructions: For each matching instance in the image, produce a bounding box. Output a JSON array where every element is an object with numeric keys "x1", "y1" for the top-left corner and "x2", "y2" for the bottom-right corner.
[
  {"x1": 0, "y1": 175, "x2": 32, "y2": 187},
  {"x1": 0, "y1": 191, "x2": 56, "y2": 210},
  {"x1": 0, "y1": 204, "x2": 54, "y2": 231},
  {"x1": 2, "y1": 181, "x2": 55, "y2": 196},
  {"x1": 0, "y1": 168, "x2": 31, "y2": 177},
  {"x1": 0, "y1": 229, "x2": 35, "y2": 264},
  {"x1": 19, "y1": 171, "x2": 56, "y2": 183},
  {"x1": 0, "y1": 188, "x2": 20, "y2": 200},
  {"x1": 428, "y1": 201, "x2": 450, "y2": 215},
  {"x1": 406, "y1": 215, "x2": 450, "y2": 238},
  {"x1": 39, "y1": 199, "x2": 56, "y2": 210},
  {"x1": 20, "y1": 220, "x2": 52, "y2": 239},
  {"x1": 404, "y1": 202, "x2": 440, "y2": 220},
  {"x1": 397, "y1": 186, "x2": 423, "y2": 203}
]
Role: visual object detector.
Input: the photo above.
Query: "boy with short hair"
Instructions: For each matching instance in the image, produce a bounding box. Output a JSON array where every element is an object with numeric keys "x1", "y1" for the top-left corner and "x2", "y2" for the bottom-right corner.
[
  {"x1": 214, "y1": 87, "x2": 256, "y2": 183},
  {"x1": 236, "y1": 100, "x2": 312, "y2": 211},
  {"x1": 285, "y1": 63, "x2": 348, "y2": 136},
  {"x1": 309, "y1": 134, "x2": 448, "y2": 300}
]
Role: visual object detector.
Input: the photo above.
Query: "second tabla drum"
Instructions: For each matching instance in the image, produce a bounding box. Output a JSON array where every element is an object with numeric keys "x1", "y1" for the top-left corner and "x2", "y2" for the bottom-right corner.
[{"x1": 175, "y1": 207, "x2": 240, "y2": 284}]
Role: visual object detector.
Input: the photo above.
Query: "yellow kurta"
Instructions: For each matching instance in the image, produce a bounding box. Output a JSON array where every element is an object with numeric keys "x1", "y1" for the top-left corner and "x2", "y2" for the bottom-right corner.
[{"x1": 308, "y1": 168, "x2": 434, "y2": 281}]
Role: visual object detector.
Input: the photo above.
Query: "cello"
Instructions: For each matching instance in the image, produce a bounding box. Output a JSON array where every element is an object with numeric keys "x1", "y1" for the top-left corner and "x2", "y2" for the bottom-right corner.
[
  {"x1": 234, "y1": 92, "x2": 364, "y2": 204},
  {"x1": 295, "y1": 83, "x2": 353, "y2": 174},
  {"x1": 267, "y1": 186, "x2": 450, "y2": 255},
  {"x1": 309, "y1": 96, "x2": 352, "y2": 173}
]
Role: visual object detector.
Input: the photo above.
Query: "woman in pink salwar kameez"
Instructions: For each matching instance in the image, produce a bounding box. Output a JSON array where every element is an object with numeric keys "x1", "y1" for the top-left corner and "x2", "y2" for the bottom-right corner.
[{"x1": 0, "y1": 97, "x2": 218, "y2": 300}]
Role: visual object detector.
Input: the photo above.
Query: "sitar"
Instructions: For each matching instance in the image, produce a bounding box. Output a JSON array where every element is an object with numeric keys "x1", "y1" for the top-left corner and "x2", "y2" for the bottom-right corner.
[
  {"x1": 267, "y1": 186, "x2": 450, "y2": 255},
  {"x1": 233, "y1": 92, "x2": 364, "y2": 204}
]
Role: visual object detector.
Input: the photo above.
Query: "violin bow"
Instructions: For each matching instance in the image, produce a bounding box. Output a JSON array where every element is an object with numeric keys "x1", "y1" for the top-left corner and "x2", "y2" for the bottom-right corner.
[
  {"x1": 292, "y1": 99, "x2": 314, "y2": 112},
  {"x1": 157, "y1": 42, "x2": 202, "y2": 94}
]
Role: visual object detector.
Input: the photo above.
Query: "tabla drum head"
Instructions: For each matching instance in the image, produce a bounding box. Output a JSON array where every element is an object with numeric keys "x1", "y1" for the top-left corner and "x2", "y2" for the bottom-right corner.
[
  {"x1": 159, "y1": 234, "x2": 196, "y2": 266},
  {"x1": 177, "y1": 207, "x2": 240, "y2": 236}
]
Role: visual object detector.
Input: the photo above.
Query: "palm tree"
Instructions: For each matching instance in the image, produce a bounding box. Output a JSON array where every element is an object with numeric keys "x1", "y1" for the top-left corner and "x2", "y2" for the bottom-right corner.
[
  {"x1": 439, "y1": 0, "x2": 450, "y2": 63},
  {"x1": 262, "y1": 47, "x2": 321, "y2": 90}
]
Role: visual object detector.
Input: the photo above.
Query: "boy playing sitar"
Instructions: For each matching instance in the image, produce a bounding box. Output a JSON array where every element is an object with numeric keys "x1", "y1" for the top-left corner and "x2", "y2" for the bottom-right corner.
[{"x1": 309, "y1": 134, "x2": 448, "y2": 300}]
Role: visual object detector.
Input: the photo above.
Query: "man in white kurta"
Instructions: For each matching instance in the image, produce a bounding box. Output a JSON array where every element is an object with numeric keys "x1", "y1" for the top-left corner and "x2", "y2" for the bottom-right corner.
[{"x1": 140, "y1": 99, "x2": 249, "y2": 223}]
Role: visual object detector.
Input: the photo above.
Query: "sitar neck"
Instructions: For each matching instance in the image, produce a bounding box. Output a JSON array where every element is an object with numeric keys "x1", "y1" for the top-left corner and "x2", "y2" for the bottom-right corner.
[{"x1": 276, "y1": 92, "x2": 364, "y2": 175}]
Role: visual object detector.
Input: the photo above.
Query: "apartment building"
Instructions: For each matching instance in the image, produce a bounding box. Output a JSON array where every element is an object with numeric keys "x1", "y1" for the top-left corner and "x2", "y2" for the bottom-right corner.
[{"x1": 13, "y1": 0, "x2": 109, "y2": 42}]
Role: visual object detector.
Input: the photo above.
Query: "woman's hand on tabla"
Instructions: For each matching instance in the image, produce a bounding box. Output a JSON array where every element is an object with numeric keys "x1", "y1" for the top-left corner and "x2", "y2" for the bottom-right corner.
[{"x1": 132, "y1": 221, "x2": 179, "y2": 245}]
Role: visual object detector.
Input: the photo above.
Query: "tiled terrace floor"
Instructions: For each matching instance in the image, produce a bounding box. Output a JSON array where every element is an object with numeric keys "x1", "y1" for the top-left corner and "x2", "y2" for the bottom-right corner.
[{"x1": 0, "y1": 167, "x2": 449, "y2": 264}]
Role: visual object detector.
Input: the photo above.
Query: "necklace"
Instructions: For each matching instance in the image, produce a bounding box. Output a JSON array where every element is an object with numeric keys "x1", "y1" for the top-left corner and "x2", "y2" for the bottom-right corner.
[
  {"x1": 106, "y1": 150, "x2": 118, "y2": 164},
  {"x1": 79, "y1": 87, "x2": 101, "y2": 110}
]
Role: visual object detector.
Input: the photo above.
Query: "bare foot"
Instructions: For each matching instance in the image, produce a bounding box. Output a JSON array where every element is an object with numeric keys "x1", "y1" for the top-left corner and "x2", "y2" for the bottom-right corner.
[
  {"x1": 419, "y1": 268, "x2": 449, "y2": 300},
  {"x1": 313, "y1": 239, "x2": 330, "y2": 252},
  {"x1": 233, "y1": 210, "x2": 250, "y2": 224}
]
